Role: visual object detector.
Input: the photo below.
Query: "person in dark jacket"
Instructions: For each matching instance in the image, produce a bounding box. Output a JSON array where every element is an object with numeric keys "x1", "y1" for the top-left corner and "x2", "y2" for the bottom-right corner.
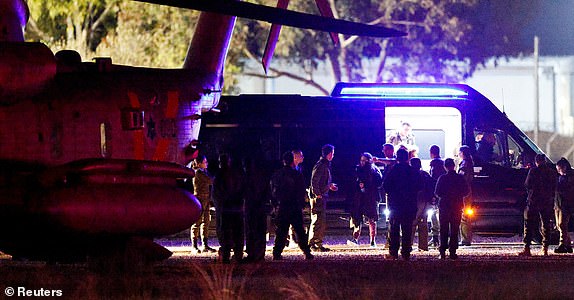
[
  {"x1": 309, "y1": 144, "x2": 337, "y2": 252},
  {"x1": 271, "y1": 151, "x2": 314, "y2": 260},
  {"x1": 349, "y1": 152, "x2": 383, "y2": 247},
  {"x1": 213, "y1": 154, "x2": 246, "y2": 263},
  {"x1": 410, "y1": 157, "x2": 434, "y2": 251},
  {"x1": 554, "y1": 157, "x2": 574, "y2": 253},
  {"x1": 519, "y1": 154, "x2": 557, "y2": 256},
  {"x1": 435, "y1": 158, "x2": 470, "y2": 259},
  {"x1": 458, "y1": 145, "x2": 474, "y2": 246},
  {"x1": 382, "y1": 148, "x2": 422, "y2": 260},
  {"x1": 428, "y1": 144, "x2": 446, "y2": 247},
  {"x1": 243, "y1": 155, "x2": 272, "y2": 263}
]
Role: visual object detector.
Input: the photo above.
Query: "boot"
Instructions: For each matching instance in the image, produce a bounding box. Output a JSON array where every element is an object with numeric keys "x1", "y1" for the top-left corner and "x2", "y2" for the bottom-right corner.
[
  {"x1": 554, "y1": 244, "x2": 573, "y2": 254},
  {"x1": 518, "y1": 245, "x2": 531, "y2": 257},
  {"x1": 202, "y1": 239, "x2": 217, "y2": 253},
  {"x1": 542, "y1": 246, "x2": 548, "y2": 256},
  {"x1": 430, "y1": 235, "x2": 440, "y2": 247},
  {"x1": 192, "y1": 238, "x2": 201, "y2": 254}
]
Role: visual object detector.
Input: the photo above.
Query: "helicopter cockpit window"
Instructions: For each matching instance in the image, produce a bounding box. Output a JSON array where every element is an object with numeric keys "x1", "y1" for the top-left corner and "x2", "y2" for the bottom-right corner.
[
  {"x1": 474, "y1": 130, "x2": 503, "y2": 165},
  {"x1": 121, "y1": 109, "x2": 145, "y2": 130}
]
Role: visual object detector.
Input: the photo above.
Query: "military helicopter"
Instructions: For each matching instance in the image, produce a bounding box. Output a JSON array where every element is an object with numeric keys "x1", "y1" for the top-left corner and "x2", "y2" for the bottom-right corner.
[{"x1": 0, "y1": 0, "x2": 404, "y2": 262}]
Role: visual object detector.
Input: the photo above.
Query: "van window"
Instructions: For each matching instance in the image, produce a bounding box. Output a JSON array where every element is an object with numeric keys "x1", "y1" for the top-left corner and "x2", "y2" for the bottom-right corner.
[
  {"x1": 474, "y1": 130, "x2": 504, "y2": 165},
  {"x1": 507, "y1": 135, "x2": 526, "y2": 168}
]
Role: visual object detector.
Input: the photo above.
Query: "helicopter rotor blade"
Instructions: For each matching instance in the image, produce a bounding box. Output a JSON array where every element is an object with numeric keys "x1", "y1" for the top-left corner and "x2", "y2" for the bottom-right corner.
[{"x1": 133, "y1": 0, "x2": 406, "y2": 38}]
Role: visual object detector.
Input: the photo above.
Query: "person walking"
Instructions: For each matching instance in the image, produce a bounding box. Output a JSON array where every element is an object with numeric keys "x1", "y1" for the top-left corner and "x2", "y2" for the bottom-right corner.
[
  {"x1": 435, "y1": 158, "x2": 469, "y2": 259},
  {"x1": 271, "y1": 151, "x2": 314, "y2": 260},
  {"x1": 309, "y1": 144, "x2": 338, "y2": 252},
  {"x1": 348, "y1": 153, "x2": 383, "y2": 247},
  {"x1": 382, "y1": 148, "x2": 422, "y2": 260},
  {"x1": 284, "y1": 149, "x2": 305, "y2": 247},
  {"x1": 519, "y1": 154, "x2": 557, "y2": 257},
  {"x1": 554, "y1": 157, "x2": 574, "y2": 253}
]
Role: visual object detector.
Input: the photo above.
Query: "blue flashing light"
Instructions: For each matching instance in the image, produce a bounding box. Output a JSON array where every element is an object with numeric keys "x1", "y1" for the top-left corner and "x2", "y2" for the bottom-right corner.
[{"x1": 334, "y1": 84, "x2": 468, "y2": 99}]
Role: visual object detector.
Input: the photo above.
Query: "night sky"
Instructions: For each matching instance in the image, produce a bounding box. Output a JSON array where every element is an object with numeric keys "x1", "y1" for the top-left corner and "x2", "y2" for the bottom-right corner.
[{"x1": 521, "y1": 0, "x2": 574, "y2": 56}]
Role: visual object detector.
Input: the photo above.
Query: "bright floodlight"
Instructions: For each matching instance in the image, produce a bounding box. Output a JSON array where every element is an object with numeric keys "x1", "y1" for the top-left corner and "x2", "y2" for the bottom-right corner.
[{"x1": 338, "y1": 86, "x2": 468, "y2": 98}]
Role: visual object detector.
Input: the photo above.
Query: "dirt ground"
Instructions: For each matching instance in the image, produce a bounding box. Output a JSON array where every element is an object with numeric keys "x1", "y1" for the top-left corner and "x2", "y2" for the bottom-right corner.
[{"x1": 2, "y1": 236, "x2": 574, "y2": 299}]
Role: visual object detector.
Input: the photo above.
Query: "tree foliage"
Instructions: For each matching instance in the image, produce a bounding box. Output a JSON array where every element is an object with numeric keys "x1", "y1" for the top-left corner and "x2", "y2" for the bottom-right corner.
[
  {"x1": 25, "y1": 0, "x2": 243, "y2": 92},
  {"x1": 241, "y1": 0, "x2": 540, "y2": 94},
  {"x1": 26, "y1": 0, "x2": 120, "y2": 55},
  {"x1": 24, "y1": 0, "x2": 541, "y2": 95}
]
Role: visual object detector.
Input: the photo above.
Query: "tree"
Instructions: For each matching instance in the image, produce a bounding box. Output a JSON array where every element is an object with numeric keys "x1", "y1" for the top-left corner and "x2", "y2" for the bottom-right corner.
[
  {"x1": 239, "y1": 0, "x2": 541, "y2": 94},
  {"x1": 26, "y1": 0, "x2": 120, "y2": 57},
  {"x1": 25, "y1": 0, "x2": 243, "y2": 92}
]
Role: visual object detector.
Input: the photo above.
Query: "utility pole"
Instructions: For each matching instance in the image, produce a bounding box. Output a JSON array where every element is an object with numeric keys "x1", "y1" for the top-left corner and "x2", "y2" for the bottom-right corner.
[{"x1": 534, "y1": 36, "x2": 539, "y2": 145}]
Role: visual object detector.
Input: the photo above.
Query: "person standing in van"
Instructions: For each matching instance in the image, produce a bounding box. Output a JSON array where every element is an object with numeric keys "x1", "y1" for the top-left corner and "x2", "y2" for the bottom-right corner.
[
  {"x1": 519, "y1": 154, "x2": 556, "y2": 256},
  {"x1": 458, "y1": 145, "x2": 474, "y2": 246},
  {"x1": 309, "y1": 144, "x2": 338, "y2": 252},
  {"x1": 554, "y1": 157, "x2": 574, "y2": 254},
  {"x1": 387, "y1": 121, "x2": 415, "y2": 148}
]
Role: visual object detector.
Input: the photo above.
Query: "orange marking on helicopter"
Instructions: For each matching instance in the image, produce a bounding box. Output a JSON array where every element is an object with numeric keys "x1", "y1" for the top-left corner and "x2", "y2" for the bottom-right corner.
[
  {"x1": 128, "y1": 91, "x2": 145, "y2": 160},
  {"x1": 165, "y1": 91, "x2": 179, "y2": 118},
  {"x1": 152, "y1": 91, "x2": 180, "y2": 161}
]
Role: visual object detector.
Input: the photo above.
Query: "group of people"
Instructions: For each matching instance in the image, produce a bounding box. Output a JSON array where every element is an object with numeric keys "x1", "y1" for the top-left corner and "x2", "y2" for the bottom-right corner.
[
  {"x1": 519, "y1": 154, "x2": 574, "y2": 256},
  {"x1": 184, "y1": 130, "x2": 574, "y2": 262},
  {"x1": 351, "y1": 142, "x2": 473, "y2": 260},
  {"x1": 185, "y1": 144, "x2": 338, "y2": 263}
]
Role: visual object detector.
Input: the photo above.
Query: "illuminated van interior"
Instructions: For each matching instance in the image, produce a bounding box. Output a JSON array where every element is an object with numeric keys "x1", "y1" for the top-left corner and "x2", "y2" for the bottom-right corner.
[{"x1": 385, "y1": 106, "x2": 462, "y2": 169}]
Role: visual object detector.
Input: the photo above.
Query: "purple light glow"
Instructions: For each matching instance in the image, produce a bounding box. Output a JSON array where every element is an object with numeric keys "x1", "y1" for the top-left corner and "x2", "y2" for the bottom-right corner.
[{"x1": 337, "y1": 85, "x2": 468, "y2": 99}]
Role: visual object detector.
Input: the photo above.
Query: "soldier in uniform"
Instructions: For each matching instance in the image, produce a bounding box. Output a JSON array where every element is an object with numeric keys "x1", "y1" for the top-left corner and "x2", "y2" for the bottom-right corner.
[
  {"x1": 309, "y1": 144, "x2": 338, "y2": 252},
  {"x1": 271, "y1": 151, "x2": 314, "y2": 260},
  {"x1": 383, "y1": 148, "x2": 422, "y2": 260},
  {"x1": 243, "y1": 155, "x2": 271, "y2": 263},
  {"x1": 213, "y1": 154, "x2": 246, "y2": 263},
  {"x1": 410, "y1": 157, "x2": 434, "y2": 251},
  {"x1": 458, "y1": 145, "x2": 474, "y2": 246},
  {"x1": 190, "y1": 155, "x2": 216, "y2": 254},
  {"x1": 554, "y1": 157, "x2": 574, "y2": 253},
  {"x1": 428, "y1": 145, "x2": 446, "y2": 247},
  {"x1": 519, "y1": 154, "x2": 557, "y2": 256},
  {"x1": 435, "y1": 158, "x2": 469, "y2": 259},
  {"x1": 387, "y1": 121, "x2": 415, "y2": 148}
]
